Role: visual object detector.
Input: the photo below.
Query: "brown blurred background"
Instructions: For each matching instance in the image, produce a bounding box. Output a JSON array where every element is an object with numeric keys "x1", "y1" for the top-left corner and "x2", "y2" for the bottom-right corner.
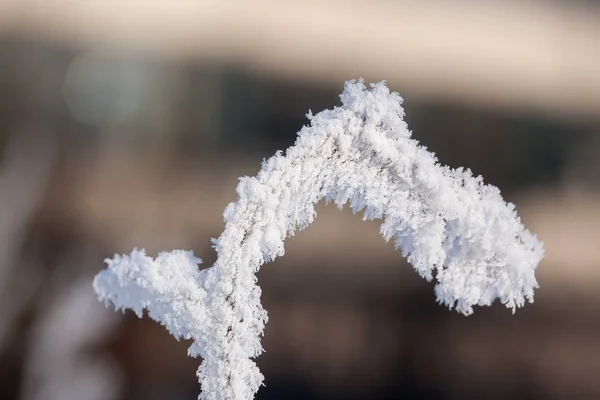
[{"x1": 1, "y1": 1, "x2": 600, "y2": 399}]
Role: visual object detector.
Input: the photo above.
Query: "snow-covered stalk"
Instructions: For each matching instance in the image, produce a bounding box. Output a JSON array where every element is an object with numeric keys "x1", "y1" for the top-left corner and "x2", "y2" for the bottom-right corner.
[{"x1": 93, "y1": 80, "x2": 544, "y2": 400}]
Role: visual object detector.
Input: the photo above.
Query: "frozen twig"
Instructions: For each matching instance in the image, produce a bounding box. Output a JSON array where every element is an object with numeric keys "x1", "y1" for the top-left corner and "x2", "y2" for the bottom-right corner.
[{"x1": 94, "y1": 80, "x2": 544, "y2": 400}]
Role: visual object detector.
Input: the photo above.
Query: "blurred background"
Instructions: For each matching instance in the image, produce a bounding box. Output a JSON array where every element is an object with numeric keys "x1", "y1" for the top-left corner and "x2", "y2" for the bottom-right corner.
[{"x1": 1, "y1": 0, "x2": 599, "y2": 399}]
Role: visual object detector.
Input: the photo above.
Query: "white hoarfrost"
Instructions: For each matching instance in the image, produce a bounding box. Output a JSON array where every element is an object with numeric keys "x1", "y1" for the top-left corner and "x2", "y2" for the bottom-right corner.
[{"x1": 93, "y1": 80, "x2": 544, "y2": 400}]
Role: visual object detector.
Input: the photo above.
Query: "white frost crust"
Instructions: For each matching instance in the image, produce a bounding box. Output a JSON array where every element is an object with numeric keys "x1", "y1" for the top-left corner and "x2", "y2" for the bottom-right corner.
[{"x1": 93, "y1": 80, "x2": 544, "y2": 400}]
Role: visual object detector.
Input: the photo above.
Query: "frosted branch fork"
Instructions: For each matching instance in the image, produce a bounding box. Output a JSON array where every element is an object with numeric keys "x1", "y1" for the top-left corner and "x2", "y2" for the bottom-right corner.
[{"x1": 93, "y1": 80, "x2": 544, "y2": 400}]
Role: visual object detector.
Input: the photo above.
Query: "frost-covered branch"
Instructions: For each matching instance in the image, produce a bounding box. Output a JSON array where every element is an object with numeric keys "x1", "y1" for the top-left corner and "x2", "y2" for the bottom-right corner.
[{"x1": 93, "y1": 80, "x2": 544, "y2": 400}]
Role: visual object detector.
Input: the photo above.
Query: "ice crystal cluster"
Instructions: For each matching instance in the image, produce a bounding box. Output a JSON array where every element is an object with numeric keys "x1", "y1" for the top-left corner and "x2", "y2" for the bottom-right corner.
[{"x1": 93, "y1": 80, "x2": 544, "y2": 400}]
